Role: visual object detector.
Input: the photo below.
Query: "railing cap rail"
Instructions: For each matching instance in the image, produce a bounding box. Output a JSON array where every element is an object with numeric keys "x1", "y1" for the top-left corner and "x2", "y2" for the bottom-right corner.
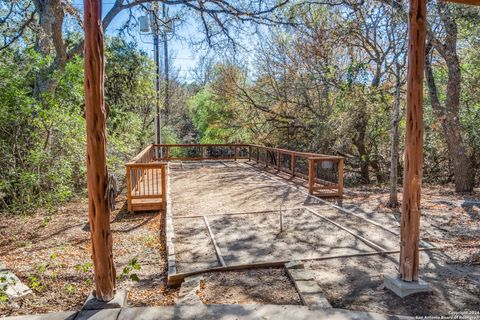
[
  {"x1": 126, "y1": 162, "x2": 167, "y2": 167},
  {"x1": 152, "y1": 143, "x2": 250, "y2": 147},
  {"x1": 130, "y1": 144, "x2": 154, "y2": 163}
]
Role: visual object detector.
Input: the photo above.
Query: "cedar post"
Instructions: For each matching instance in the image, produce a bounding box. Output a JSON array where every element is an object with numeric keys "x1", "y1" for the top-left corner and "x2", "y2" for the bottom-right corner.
[
  {"x1": 84, "y1": 0, "x2": 116, "y2": 301},
  {"x1": 400, "y1": 0, "x2": 426, "y2": 282},
  {"x1": 291, "y1": 154, "x2": 296, "y2": 177},
  {"x1": 308, "y1": 158, "x2": 315, "y2": 194},
  {"x1": 338, "y1": 158, "x2": 344, "y2": 199},
  {"x1": 161, "y1": 164, "x2": 167, "y2": 210},
  {"x1": 277, "y1": 151, "x2": 280, "y2": 171},
  {"x1": 126, "y1": 166, "x2": 132, "y2": 211}
]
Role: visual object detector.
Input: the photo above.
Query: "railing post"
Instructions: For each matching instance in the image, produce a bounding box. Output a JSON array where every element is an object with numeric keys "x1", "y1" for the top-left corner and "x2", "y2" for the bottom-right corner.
[
  {"x1": 248, "y1": 145, "x2": 252, "y2": 161},
  {"x1": 161, "y1": 164, "x2": 167, "y2": 210},
  {"x1": 126, "y1": 165, "x2": 132, "y2": 211},
  {"x1": 308, "y1": 158, "x2": 315, "y2": 194},
  {"x1": 338, "y1": 158, "x2": 344, "y2": 199},
  {"x1": 234, "y1": 145, "x2": 237, "y2": 161},
  {"x1": 266, "y1": 149, "x2": 269, "y2": 168},
  {"x1": 256, "y1": 147, "x2": 259, "y2": 163},
  {"x1": 201, "y1": 145, "x2": 204, "y2": 160},
  {"x1": 291, "y1": 153, "x2": 296, "y2": 177},
  {"x1": 277, "y1": 151, "x2": 280, "y2": 171}
]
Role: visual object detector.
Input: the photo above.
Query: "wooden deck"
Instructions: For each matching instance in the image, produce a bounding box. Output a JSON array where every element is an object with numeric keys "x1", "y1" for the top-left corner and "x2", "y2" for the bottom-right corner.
[{"x1": 125, "y1": 144, "x2": 344, "y2": 212}]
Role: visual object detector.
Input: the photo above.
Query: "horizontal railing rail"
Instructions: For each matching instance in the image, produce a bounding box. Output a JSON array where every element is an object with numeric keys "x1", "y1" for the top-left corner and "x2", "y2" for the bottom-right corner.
[{"x1": 152, "y1": 144, "x2": 250, "y2": 161}]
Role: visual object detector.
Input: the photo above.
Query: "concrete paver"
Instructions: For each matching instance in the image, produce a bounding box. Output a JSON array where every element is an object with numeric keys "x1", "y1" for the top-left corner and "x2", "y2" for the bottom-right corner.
[{"x1": 2, "y1": 304, "x2": 413, "y2": 320}]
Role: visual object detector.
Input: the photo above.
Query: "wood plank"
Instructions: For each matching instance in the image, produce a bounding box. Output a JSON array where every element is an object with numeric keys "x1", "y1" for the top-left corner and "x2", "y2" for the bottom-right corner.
[
  {"x1": 167, "y1": 246, "x2": 442, "y2": 286},
  {"x1": 203, "y1": 215, "x2": 227, "y2": 267},
  {"x1": 175, "y1": 207, "x2": 305, "y2": 219},
  {"x1": 304, "y1": 207, "x2": 387, "y2": 253}
]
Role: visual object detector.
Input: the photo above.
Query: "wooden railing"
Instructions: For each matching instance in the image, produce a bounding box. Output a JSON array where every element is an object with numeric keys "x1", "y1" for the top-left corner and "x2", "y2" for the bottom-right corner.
[
  {"x1": 248, "y1": 145, "x2": 344, "y2": 198},
  {"x1": 126, "y1": 145, "x2": 166, "y2": 211},
  {"x1": 126, "y1": 144, "x2": 344, "y2": 211},
  {"x1": 152, "y1": 144, "x2": 251, "y2": 161}
]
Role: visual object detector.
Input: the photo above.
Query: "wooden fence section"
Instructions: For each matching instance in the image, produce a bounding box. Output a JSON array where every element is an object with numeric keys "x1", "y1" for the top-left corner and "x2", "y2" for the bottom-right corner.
[
  {"x1": 126, "y1": 145, "x2": 167, "y2": 211},
  {"x1": 248, "y1": 145, "x2": 344, "y2": 198},
  {"x1": 153, "y1": 144, "x2": 250, "y2": 161},
  {"x1": 125, "y1": 144, "x2": 344, "y2": 211}
]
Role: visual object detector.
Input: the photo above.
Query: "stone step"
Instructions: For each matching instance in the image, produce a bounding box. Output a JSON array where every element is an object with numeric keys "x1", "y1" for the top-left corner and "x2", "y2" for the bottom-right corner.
[{"x1": 5, "y1": 304, "x2": 412, "y2": 320}]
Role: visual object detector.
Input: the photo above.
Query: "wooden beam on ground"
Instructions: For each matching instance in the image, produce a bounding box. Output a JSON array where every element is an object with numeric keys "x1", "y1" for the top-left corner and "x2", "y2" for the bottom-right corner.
[
  {"x1": 84, "y1": 0, "x2": 116, "y2": 301},
  {"x1": 401, "y1": 0, "x2": 426, "y2": 282},
  {"x1": 242, "y1": 162, "x2": 437, "y2": 250},
  {"x1": 304, "y1": 207, "x2": 387, "y2": 253},
  {"x1": 167, "y1": 246, "x2": 442, "y2": 286},
  {"x1": 203, "y1": 215, "x2": 226, "y2": 267},
  {"x1": 175, "y1": 207, "x2": 305, "y2": 219}
]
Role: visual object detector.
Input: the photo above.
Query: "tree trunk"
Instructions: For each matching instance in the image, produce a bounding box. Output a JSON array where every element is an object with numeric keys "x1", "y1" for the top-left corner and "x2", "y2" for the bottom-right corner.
[
  {"x1": 388, "y1": 68, "x2": 402, "y2": 207},
  {"x1": 400, "y1": 0, "x2": 426, "y2": 282},
  {"x1": 424, "y1": 3, "x2": 474, "y2": 193},
  {"x1": 33, "y1": 0, "x2": 67, "y2": 98},
  {"x1": 84, "y1": 0, "x2": 116, "y2": 301},
  {"x1": 353, "y1": 113, "x2": 370, "y2": 184}
]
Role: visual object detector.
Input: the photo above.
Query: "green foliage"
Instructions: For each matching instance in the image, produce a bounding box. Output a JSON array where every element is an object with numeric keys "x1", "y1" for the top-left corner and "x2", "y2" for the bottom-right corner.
[
  {"x1": 0, "y1": 36, "x2": 158, "y2": 214},
  {"x1": 188, "y1": 87, "x2": 249, "y2": 144},
  {"x1": 0, "y1": 274, "x2": 17, "y2": 303},
  {"x1": 118, "y1": 257, "x2": 141, "y2": 282}
]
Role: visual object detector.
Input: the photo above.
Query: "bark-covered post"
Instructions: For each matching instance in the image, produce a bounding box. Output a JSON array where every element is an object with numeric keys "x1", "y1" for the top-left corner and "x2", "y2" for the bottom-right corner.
[
  {"x1": 84, "y1": 0, "x2": 116, "y2": 301},
  {"x1": 400, "y1": 0, "x2": 426, "y2": 282}
]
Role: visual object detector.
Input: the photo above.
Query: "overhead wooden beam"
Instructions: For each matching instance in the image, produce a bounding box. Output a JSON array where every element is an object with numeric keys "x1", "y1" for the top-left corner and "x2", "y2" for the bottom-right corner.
[
  {"x1": 400, "y1": 0, "x2": 426, "y2": 282},
  {"x1": 442, "y1": 0, "x2": 480, "y2": 5},
  {"x1": 84, "y1": 0, "x2": 116, "y2": 301}
]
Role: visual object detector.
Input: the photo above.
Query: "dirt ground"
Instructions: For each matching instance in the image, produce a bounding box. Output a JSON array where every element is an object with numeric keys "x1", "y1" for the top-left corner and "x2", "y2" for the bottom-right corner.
[
  {"x1": 170, "y1": 162, "x2": 427, "y2": 272},
  {"x1": 341, "y1": 186, "x2": 480, "y2": 264},
  {"x1": 1, "y1": 160, "x2": 479, "y2": 317},
  {"x1": 0, "y1": 195, "x2": 178, "y2": 317},
  {"x1": 306, "y1": 252, "x2": 480, "y2": 316},
  {"x1": 170, "y1": 161, "x2": 480, "y2": 316},
  {"x1": 198, "y1": 269, "x2": 301, "y2": 305}
]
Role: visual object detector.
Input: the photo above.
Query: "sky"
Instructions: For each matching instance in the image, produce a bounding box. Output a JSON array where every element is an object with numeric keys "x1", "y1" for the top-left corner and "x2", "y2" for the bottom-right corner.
[{"x1": 70, "y1": 0, "x2": 198, "y2": 82}]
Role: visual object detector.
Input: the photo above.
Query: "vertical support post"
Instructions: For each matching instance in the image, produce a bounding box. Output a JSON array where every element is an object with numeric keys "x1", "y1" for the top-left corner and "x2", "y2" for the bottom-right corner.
[
  {"x1": 161, "y1": 164, "x2": 167, "y2": 210},
  {"x1": 126, "y1": 166, "x2": 132, "y2": 211},
  {"x1": 153, "y1": 2, "x2": 161, "y2": 146},
  {"x1": 256, "y1": 147, "x2": 259, "y2": 163},
  {"x1": 201, "y1": 145, "x2": 204, "y2": 160},
  {"x1": 338, "y1": 158, "x2": 344, "y2": 199},
  {"x1": 84, "y1": 0, "x2": 115, "y2": 301},
  {"x1": 234, "y1": 145, "x2": 237, "y2": 161},
  {"x1": 248, "y1": 145, "x2": 252, "y2": 161},
  {"x1": 400, "y1": 0, "x2": 426, "y2": 282},
  {"x1": 291, "y1": 153, "x2": 296, "y2": 177},
  {"x1": 308, "y1": 158, "x2": 315, "y2": 194},
  {"x1": 277, "y1": 151, "x2": 280, "y2": 171}
]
